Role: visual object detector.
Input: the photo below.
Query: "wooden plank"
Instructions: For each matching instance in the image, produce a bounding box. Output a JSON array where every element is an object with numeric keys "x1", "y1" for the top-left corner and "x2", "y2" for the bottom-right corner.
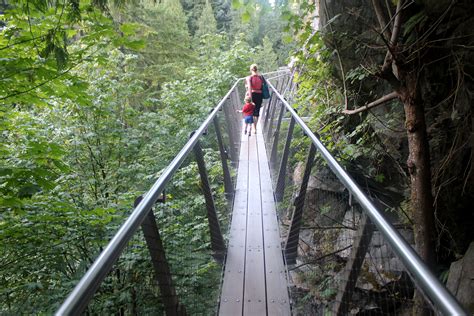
[
  {"x1": 219, "y1": 128, "x2": 249, "y2": 315},
  {"x1": 256, "y1": 125, "x2": 291, "y2": 315},
  {"x1": 243, "y1": 133, "x2": 266, "y2": 315}
]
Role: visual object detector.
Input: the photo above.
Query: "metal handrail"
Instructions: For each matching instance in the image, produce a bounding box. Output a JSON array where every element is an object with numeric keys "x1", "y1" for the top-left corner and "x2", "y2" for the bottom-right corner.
[{"x1": 265, "y1": 80, "x2": 468, "y2": 315}]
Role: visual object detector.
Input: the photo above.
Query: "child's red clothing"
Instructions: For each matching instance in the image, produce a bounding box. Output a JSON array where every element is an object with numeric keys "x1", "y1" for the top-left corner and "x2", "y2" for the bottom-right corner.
[{"x1": 242, "y1": 102, "x2": 255, "y2": 117}]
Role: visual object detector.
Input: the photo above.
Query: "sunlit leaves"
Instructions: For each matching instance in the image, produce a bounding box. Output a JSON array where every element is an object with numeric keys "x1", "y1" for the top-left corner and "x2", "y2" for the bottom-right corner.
[
  {"x1": 241, "y1": 9, "x2": 251, "y2": 22},
  {"x1": 231, "y1": 0, "x2": 242, "y2": 9},
  {"x1": 119, "y1": 22, "x2": 141, "y2": 36}
]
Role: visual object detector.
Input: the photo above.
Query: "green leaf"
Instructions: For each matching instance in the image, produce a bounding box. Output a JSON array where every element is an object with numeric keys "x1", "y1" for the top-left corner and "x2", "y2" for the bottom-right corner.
[
  {"x1": 241, "y1": 10, "x2": 251, "y2": 23},
  {"x1": 282, "y1": 35, "x2": 293, "y2": 44},
  {"x1": 119, "y1": 23, "x2": 141, "y2": 36},
  {"x1": 375, "y1": 174, "x2": 385, "y2": 183},
  {"x1": 124, "y1": 39, "x2": 146, "y2": 50},
  {"x1": 281, "y1": 10, "x2": 292, "y2": 21},
  {"x1": 231, "y1": 0, "x2": 242, "y2": 9}
]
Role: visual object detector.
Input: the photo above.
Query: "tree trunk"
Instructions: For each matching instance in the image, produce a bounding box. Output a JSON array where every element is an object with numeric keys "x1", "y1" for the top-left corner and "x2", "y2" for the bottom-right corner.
[
  {"x1": 399, "y1": 75, "x2": 436, "y2": 265},
  {"x1": 398, "y1": 74, "x2": 436, "y2": 315}
]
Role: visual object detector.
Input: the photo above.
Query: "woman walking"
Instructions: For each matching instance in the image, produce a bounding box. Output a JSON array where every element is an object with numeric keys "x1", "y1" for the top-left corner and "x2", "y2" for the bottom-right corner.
[{"x1": 245, "y1": 64, "x2": 264, "y2": 133}]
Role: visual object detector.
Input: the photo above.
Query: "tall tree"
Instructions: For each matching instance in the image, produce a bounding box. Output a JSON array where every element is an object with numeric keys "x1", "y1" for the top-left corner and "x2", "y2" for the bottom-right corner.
[
  {"x1": 125, "y1": 0, "x2": 194, "y2": 92},
  {"x1": 254, "y1": 35, "x2": 279, "y2": 72},
  {"x1": 211, "y1": 0, "x2": 232, "y2": 31},
  {"x1": 195, "y1": 0, "x2": 218, "y2": 38}
]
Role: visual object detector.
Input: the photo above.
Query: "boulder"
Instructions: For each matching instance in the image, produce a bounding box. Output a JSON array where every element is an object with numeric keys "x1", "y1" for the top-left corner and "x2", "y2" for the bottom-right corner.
[{"x1": 446, "y1": 242, "x2": 474, "y2": 313}]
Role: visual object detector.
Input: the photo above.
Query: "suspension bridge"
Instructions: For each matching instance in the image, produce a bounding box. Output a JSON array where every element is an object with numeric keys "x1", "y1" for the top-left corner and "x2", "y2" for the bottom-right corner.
[{"x1": 56, "y1": 70, "x2": 467, "y2": 315}]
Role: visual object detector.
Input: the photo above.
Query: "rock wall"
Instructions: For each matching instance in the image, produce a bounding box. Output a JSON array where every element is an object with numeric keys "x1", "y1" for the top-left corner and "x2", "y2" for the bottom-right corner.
[
  {"x1": 317, "y1": 0, "x2": 474, "y2": 265},
  {"x1": 289, "y1": 163, "x2": 416, "y2": 314},
  {"x1": 447, "y1": 242, "x2": 474, "y2": 313}
]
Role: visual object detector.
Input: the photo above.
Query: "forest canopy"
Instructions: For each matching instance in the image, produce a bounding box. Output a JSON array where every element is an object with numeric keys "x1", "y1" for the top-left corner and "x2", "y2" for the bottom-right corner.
[{"x1": 0, "y1": 0, "x2": 291, "y2": 313}]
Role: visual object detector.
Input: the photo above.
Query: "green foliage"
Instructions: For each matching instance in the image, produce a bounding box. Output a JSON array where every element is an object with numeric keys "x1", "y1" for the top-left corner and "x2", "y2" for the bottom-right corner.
[{"x1": 0, "y1": 0, "x2": 143, "y2": 106}]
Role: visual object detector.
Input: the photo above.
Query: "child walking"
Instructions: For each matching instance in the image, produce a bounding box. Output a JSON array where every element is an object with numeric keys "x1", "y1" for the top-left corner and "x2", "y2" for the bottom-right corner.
[{"x1": 237, "y1": 96, "x2": 255, "y2": 136}]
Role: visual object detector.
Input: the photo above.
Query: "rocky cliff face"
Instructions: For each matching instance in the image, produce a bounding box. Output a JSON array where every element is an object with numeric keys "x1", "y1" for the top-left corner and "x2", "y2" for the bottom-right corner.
[
  {"x1": 447, "y1": 242, "x2": 474, "y2": 313},
  {"x1": 318, "y1": 0, "x2": 474, "y2": 269},
  {"x1": 288, "y1": 164, "x2": 417, "y2": 315},
  {"x1": 288, "y1": 0, "x2": 474, "y2": 313}
]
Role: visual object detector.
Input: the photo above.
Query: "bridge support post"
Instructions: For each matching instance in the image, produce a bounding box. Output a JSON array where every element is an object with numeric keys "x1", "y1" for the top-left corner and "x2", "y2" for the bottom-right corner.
[
  {"x1": 136, "y1": 197, "x2": 187, "y2": 316},
  {"x1": 280, "y1": 75, "x2": 290, "y2": 98},
  {"x1": 232, "y1": 86, "x2": 241, "y2": 113},
  {"x1": 275, "y1": 116, "x2": 296, "y2": 202},
  {"x1": 213, "y1": 115, "x2": 233, "y2": 198},
  {"x1": 192, "y1": 137, "x2": 226, "y2": 260},
  {"x1": 231, "y1": 88, "x2": 243, "y2": 149},
  {"x1": 284, "y1": 143, "x2": 317, "y2": 264},
  {"x1": 230, "y1": 88, "x2": 241, "y2": 128},
  {"x1": 263, "y1": 78, "x2": 283, "y2": 137},
  {"x1": 286, "y1": 72, "x2": 296, "y2": 101},
  {"x1": 262, "y1": 93, "x2": 274, "y2": 131},
  {"x1": 333, "y1": 211, "x2": 374, "y2": 315},
  {"x1": 222, "y1": 97, "x2": 238, "y2": 163},
  {"x1": 265, "y1": 99, "x2": 279, "y2": 147},
  {"x1": 270, "y1": 102, "x2": 286, "y2": 172}
]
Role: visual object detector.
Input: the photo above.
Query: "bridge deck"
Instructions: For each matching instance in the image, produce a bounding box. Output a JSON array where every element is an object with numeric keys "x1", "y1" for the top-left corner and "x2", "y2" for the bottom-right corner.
[{"x1": 219, "y1": 123, "x2": 290, "y2": 315}]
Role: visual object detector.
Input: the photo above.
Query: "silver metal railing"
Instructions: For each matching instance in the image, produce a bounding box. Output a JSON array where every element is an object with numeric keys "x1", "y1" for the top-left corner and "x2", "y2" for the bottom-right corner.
[
  {"x1": 263, "y1": 78, "x2": 468, "y2": 315},
  {"x1": 56, "y1": 70, "x2": 289, "y2": 315}
]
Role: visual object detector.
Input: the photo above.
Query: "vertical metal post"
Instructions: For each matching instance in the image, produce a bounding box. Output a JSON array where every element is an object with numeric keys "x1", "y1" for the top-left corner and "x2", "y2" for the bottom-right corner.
[
  {"x1": 262, "y1": 93, "x2": 274, "y2": 131},
  {"x1": 213, "y1": 115, "x2": 233, "y2": 197},
  {"x1": 263, "y1": 78, "x2": 282, "y2": 134},
  {"x1": 233, "y1": 85, "x2": 241, "y2": 109},
  {"x1": 270, "y1": 103, "x2": 286, "y2": 171},
  {"x1": 192, "y1": 137, "x2": 226, "y2": 260},
  {"x1": 267, "y1": 77, "x2": 286, "y2": 133},
  {"x1": 279, "y1": 75, "x2": 288, "y2": 98},
  {"x1": 231, "y1": 88, "x2": 243, "y2": 148},
  {"x1": 333, "y1": 213, "x2": 374, "y2": 315},
  {"x1": 283, "y1": 75, "x2": 291, "y2": 95},
  {"x1": 222, "y1": 97, "x2": 238, "y2": 162},
  {"x1": 265, "y1": 78, "x2": 282, "y2": 129},
  {"x1": 265, "y1": 99, "x2": 279, "y2": 144},
  {"x1": 286, "y1": 73, "x2": 296, "y2": 101},
  {"x1": 276, "y1": 75, "x2": 285, "y2": 93},
  {"x1": 275, "y1": 116, "x2": 296, "y2": 202},
  {"x1": 284, "y1": 143, "x2": 317, "y2": 264},
  {"x1": 136, "y1": 197, "x2": 187, "y2": 316}
]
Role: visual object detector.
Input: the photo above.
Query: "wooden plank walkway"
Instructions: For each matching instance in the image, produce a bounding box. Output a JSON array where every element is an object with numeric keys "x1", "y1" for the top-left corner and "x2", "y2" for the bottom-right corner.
[{"x1": 219, "y1": 123, "x2": 290, "y2": 316}]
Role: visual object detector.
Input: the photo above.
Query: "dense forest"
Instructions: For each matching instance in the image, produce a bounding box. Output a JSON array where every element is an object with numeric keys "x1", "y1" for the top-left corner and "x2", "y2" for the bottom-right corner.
[
  {"x1": 1, "y1": 0, "x2": 473, "y2": 314},
  {"x1": 0, "y1": 0, "x2": 291, "y2": 314}
]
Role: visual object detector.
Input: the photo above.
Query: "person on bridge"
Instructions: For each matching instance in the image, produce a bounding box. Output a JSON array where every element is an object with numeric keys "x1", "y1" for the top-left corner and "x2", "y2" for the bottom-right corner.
[
  {"x1": 245, "y1": 64, "x2": 264, "y2": 133},
  {"x1": 237, "y1": 96, "x2": 255, "y2": 136}
]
